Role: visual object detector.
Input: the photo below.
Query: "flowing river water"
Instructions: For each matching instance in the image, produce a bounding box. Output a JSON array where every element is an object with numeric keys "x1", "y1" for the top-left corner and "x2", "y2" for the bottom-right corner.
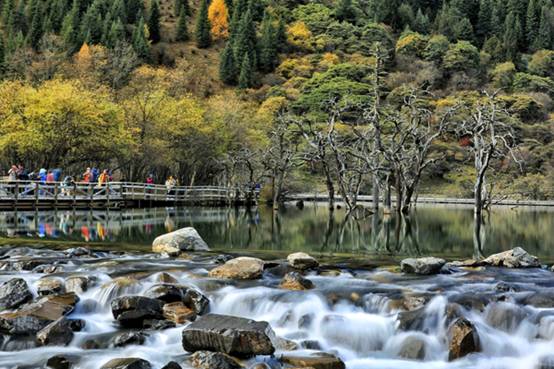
[
  {"x1": 0, "y1": 247, "x2": 553, "y2": 368},
  {"x1": 0, "y1": 205, "x2": 553, "y2": 369}
]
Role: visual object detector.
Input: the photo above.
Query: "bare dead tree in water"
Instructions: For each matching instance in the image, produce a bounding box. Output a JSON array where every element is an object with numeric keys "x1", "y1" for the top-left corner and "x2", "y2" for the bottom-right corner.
[
  {"x1": 354, "y1": 88, "x2": 457, "y2": 214},
  {"x1": 221, "y1": 148, "x2": 265, "y2": 206},
  {"x1": 294, "y1": 117, "x2": 337, "y2": 210},
  {"x1": 263, "y1": 113, "x2": 301, "y2": 210},
  {"x1": 454, "y1": 91, "x2": 521, "y2": 221}
]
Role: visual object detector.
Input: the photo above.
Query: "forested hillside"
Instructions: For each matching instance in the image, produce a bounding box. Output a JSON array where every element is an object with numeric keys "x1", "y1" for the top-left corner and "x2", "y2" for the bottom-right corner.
[{"x1": 0, "y1": 0, "x2": 553, "y2": 201}]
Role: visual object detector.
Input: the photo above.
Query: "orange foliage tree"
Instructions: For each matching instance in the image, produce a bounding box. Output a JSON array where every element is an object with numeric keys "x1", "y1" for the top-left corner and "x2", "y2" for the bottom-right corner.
[{"x1": 208, "y1": 0, "x2": 229, "y2": 39}]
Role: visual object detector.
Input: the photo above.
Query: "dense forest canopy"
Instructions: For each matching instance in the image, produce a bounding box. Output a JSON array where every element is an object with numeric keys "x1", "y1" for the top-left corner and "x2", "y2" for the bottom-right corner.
[{"x1": 0, "y1": 0, "x2": 553, "y2": 201}]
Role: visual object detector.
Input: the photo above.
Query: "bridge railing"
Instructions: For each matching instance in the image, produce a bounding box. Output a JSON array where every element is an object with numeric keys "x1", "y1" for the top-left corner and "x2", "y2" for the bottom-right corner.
[{"x1": 0, "y1": 180, "x2": 244, "y2": 205}]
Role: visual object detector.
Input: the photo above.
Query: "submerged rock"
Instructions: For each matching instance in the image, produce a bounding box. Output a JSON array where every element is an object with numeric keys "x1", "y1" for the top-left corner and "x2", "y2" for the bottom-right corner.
[
  {"x1": 482, "y1": 247, "x2": 540, "y2": 268},
  {"x1": 397, "y1": 335, "x2": 426, "y2": 360},
  {"x1": 111, "y1": 331, "x2": 148, "y2": 347},
  {"x1": 161, "y1": 362, "x2": 182, "y2": 369},
  {"x1": 400, "y1": 257, "x2": 446, "y2": 275},
  {"x1": 190, "y1": 351, "x2": 243, "y2": 369},
  {"x1": 152, "y1": 227, "x2": 209, "y2": 256},
  {"x1": 447, "y1": 317, "x2": 481, "y2": 361},
  {"x1": 279, "y1": 272, "x2": 314, "y2": 291},
  {"x1": 182, "y1": 314, "x2": 276, "y2": 357},
  {"x1": 208, "y1": 257, "x2": 265, "y2": 280},
  {"x1": 36, "y1": 317, "x2": 84, "y2": 346},
  {"x1": 0, "y1": 278, "x2": 33, "y2": 310},
  {"x1": 111, "y1": 296, "x2": 164, "y2": 328},
  {"x1": 279, "y1": 352, "x2": 345, "y2": 369},
  {"x1": 100, "y1": 358, "x2": 152, "y2": 369},
  {"x1": 46, "y1": 355, "x2": 76, "y2": 369},
  {"x1": 287, "y1": 252, "x2": 319, "y2": 270}
]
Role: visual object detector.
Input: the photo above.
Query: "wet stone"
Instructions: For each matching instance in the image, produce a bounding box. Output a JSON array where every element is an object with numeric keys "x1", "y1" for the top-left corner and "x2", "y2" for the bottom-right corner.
[
  {"x1": 46, "y1": 355, "x2": 76, "y2": 369},
  {"x1": 0, "y1": 278, "x2": 33, "y2": 310},
  {"x1": 448, "y1": 317, "x2": 481, "y2": 361},
  {"x1": 397, "y1": 335, "x2": 426, "y2": 360},
  {"x1": 161, "y1": 362, "x2": 182, "y2": 369},
  {"x1": 209, "y1": 257, "x2": 265, "y2": 280},
  {"x1": 36, "y1": 277, "x2": 65, "y2": 296},
  {"x1": 142, "y1": 319, "x2": 176, "y2": 330},
  {"x1": 145, "y1": 284, "x2": 186, "y2": 303},
  {"x1": 279, "y1": 352, "x2": 346, "y2": 369},
  {"x1": 36, "y1": 317, "x2": 84, "y2": 346},
  {"x1": 111, "y1": 331, "x2": 148, "y2": 347},
  {"x1": 279, "y1": 272, "x2": 314, "y2": 291},
  {"x1": 163, "y1": 302, "x2": 196, "y2": 324},
  {"x1": 111, "y1": 296, "x2": 164, "y2": 328},
  {"x1": 482, "y1": 247, "x2": 540, "y2": 268},
  {"x1": 182, "y1": 313, "x2": 276, "y2": 357},
  {"x1": 65, "y1": 276, "x2": 90, "y2": 294},
  {"x1": 152, "y1": 227, "x2": 210, "y2": 256},
  {"x1": 287, "y1": 252, "x2": 319, "y2": 270},
  {"x1": 400, "y1": 257, "x2": 446, "y2": 275},
  {"x1": 190, "y1": 351, "x2": 243, "y2": 369},
  {"x1": 100, "y1": 358, "x2": 152, "y2": 369}
]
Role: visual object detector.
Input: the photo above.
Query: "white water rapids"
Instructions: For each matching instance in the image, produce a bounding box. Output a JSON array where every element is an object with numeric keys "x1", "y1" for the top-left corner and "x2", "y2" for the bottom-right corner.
[{"x1": 0, "y1": 248, "x2": 552, "y2": 369}]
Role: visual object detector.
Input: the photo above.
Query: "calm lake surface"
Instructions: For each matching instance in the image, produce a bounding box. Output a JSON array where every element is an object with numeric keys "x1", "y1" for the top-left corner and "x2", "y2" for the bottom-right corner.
[{"x1": 0, "y1": 204, "x2": 553, "y2": 262}]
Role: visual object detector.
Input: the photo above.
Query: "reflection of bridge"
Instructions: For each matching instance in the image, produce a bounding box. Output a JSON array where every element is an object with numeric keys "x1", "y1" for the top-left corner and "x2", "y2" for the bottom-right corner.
[
  {"x1": 0, "y1": 207, "x2": 245, "y2": 240},
  {"x1": 0, "y1": 181, "x2": 248, "y2": 209}
]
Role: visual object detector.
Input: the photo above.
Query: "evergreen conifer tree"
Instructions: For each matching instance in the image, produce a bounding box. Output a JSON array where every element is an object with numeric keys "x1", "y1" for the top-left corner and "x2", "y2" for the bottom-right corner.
[
  {"x1": 259, "y1": 12, "x2": 277, "y2": 72},
  {"x1": 276, "y1": 16, "x2": 287, "y2": 51},
  {"x1": 229, "y1": 0, "x2": 246, "y2": 39},
  {"x1": 453, "y1": 17, "x2": 474, "y2": 42},
  {"x1": 195, "y1": 0, "x2": 211, "y2": 48},
  {"x1": 81, "y1": 4, "x2": 103, "y2": 44},
  {"x1": 414, "y1": 8, "x2": 429, "y2": 34},
  {"x1": 234, "y1": 9, "x2": 256, "y2": 68},
  {"x1": 176, "y1": 5, "x2": 189, "y2": 41},
  {"x1": 132, "y1": 16, "x2": 150, "y2": 59},
  {"x1": 238, "y1": 53, "x2": 252, "y2": 88},
  {"x1": 476, "y1": 0, "x2": 492, "y2": 44},
  {"x1": 526, "y1": 0, "x2": 540, "y2": 45},
  {"x1": 111, "y1": 0, "x2": 126, "y2": 23},
  {"x1": 148, "y1": 0, "x2": 161, "y2": 43},
  {"x1": 28, "y1": 1, "x2": 44, "y2": 50},
  {"x1": 224, "y1": 0, "x2": 233, "y2": 18},
  {"x1": 504, "y1": 11, "x2": 522, "y2": 60},
  {"x1": 127, "y1": 0, "x2": 144, "y2": 23},
  {"x1": 174, "y1": 0, "x2": 190, "y2": 17},
  {"x1": 107, "y1": 18, "x2": 125, "y2": 48},
  {"x1": 534, "y1": 6, "x2": 552, "y2": 50},
  {"x1": 219, "y1": 41, "x2": 236, "y2": 84},
  {"x1": 336, "y1": 0, "x2": 355, "y2": 22},
  {"x1": 0, "y1": 36, "x2": 5, "y2": 76},
  {"x1": 61, "y1": 0, "x2": 82, "y2": 53}
]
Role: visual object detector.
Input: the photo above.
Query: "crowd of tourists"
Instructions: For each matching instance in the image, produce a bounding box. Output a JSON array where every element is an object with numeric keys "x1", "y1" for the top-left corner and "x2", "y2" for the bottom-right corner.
[{"x1": 2, "y1": 165, "x2": 180, "y2": 195}]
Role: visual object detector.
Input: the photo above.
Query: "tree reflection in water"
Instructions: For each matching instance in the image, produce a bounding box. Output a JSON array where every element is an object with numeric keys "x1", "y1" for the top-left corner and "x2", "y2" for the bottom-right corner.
[{"x1": 0, "y1": 204, "x2": 552, "y2": 261}]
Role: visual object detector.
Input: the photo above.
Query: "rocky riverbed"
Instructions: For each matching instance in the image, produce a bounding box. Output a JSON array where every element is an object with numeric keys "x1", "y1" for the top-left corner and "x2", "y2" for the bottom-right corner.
[{"x1": 0, "y1": 229, "x2": 553, "y2": 369}]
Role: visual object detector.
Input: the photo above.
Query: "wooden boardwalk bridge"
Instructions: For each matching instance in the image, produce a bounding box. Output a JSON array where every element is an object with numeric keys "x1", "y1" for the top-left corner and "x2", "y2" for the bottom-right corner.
[{"x1": 0, "y1": 181, "x2": 249, "y2": 209}]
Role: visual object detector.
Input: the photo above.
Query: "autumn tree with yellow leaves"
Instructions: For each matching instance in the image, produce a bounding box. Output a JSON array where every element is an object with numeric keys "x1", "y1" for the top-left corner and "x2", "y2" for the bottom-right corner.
[{"x1": 208, "y1": 0, "x2": 229, "y2": 40}]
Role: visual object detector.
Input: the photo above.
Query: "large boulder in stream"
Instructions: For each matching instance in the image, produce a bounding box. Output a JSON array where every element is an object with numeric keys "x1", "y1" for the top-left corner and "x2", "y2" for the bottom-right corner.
[
  {"x1": 0, "y1": 294, "x2": 78, "y2": 335},
  {"x1": 182, "y1": 314, "x2": 276, "y2": 357},
  {"x1": 36, "y1": 317, "x2": 84, "y2": 346},
  {"x1": 482, "y1": 247, "x2": 540, "y2": 268},
  {"x1": 400, "y1": 257, "x2": 446, "y2": 275},
  {"x1": 100, "y1": 358, "x2": 151, "y2": 369},
  {"x1": 111, "y1": 296, "x2": 164, "y2": 328},
  {"x1": 287, "y1": 252, "x2": 319, "y2": 270},
  {"x1": 145, "y1": 284, "x2": 209, "y2": 315},
  {"x1": 447, "y1": 317, "x2": 481, "y2": 361},
  {"x1": 209, "y1": 257, "x2": 265, "y2": 280},
  {"x1": 152, "y1": 227, "x2": 209, "y2": 256},
  {"x1": 0, "y1": 278, "x2": 33, "y2": 310}
]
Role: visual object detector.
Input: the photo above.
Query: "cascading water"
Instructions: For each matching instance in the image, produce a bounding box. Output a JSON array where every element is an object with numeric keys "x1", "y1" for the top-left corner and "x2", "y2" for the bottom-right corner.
[{"x1": 0, "y1": 247, "x2": 552, "y2": 369}]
